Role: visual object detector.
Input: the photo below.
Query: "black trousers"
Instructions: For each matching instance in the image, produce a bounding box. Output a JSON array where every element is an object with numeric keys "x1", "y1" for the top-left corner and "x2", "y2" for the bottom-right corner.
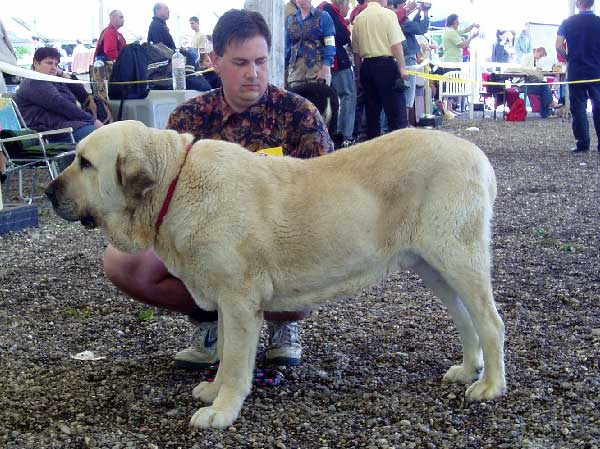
[
  {"x1": 360, "y1": 56, "x2": 407, "y2": 139},
  {"x1": 569, "y1": 82, "x2": 600, "y2": 151}
]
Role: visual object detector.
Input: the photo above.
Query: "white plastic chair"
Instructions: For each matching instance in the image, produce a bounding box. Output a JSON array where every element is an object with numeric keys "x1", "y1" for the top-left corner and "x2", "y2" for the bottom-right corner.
[{"x1": 439, "y1": 70, "x2": 473, "y2": 108}]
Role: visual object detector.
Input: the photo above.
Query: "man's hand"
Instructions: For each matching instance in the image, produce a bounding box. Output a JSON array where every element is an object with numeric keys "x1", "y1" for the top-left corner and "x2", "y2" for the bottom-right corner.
[
  {"x1": 94, "y1": 119, "x2": 104, "y2": 128},
  {"x1": 316, "y1": 65, "x2": 332, "y2": 85},
  {"x1": 405, "y1": 1, "x2": 418, "y2": 12},
  {"x1": 399, "y1": 66, "x2": 409, "y2": 80}
]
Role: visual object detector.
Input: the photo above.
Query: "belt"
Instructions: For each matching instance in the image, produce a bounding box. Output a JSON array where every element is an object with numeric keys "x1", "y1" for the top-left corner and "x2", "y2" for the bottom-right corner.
[{"x1": 364, "y1": 56, "x2": 394, "y2": 61}]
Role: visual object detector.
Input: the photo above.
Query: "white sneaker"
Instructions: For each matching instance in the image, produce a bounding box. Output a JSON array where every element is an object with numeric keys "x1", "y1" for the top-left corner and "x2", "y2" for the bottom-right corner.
[
  {"x1": 174, "y1": 321, "x2": 219, "y2": 369},
  {"x1": 265, "y1": 321, "x2": 302, "y2": 366}
]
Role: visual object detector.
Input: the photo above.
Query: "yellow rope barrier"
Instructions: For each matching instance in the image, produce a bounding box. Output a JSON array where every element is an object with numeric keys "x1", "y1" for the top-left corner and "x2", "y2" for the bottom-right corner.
[
  {"x1": 106, "y1": 67, "x2": 215, "y2": 85},
  {"x1": 405, "y1": 68, "x2": 597, "y2": 88}
]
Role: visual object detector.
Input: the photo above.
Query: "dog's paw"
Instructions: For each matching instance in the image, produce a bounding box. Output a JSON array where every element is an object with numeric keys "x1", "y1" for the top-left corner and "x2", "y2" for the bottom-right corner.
[
  {"x1": 465, "y1": 377, "x2": 506, "y2": 401},
  {"x1": 192, "y1": 381, "x2": 220, "y2": 403},
  {"x1": 442, "y1": 365, "x2": 482, "y2": 384},
  {"x1": 189, "y1": 406, "x2": 238, "y2": 429}
]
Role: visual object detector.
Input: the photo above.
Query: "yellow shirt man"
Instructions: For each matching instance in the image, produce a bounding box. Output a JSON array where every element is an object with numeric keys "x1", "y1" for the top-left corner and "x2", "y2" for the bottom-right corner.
[
  {"x1": 352, "y1": 0, "x2": 409, "y2": 138},
  {"x1": 352, "y1": 1, "x2": 405, "y2": 59}
]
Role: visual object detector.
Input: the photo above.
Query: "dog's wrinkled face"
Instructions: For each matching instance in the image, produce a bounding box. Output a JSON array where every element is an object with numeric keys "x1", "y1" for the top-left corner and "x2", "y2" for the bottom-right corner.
[{"x1": 45, "y1": 121, "x2": 163, "y2": 252}]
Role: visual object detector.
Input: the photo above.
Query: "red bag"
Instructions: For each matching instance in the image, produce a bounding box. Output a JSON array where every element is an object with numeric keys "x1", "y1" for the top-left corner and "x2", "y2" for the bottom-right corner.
[
  {"x1": 505, "y1": 88, "x2": 520, "y2": 108},
  {"x1": 506, "y1": 98, "x2": 527, "y2": 121}
]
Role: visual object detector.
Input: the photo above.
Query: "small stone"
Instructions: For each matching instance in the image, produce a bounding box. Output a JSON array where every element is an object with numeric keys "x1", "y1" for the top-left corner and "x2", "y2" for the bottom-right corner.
[
  {"x1": 561, "y1": 427, "x2": 570, "y2": 436},
  {"x1": 447, "y1": 393, "x2": 457, "y2": 400},
  {"x1": 59, "y1": 424, "x2": 71, "y2": 435}
]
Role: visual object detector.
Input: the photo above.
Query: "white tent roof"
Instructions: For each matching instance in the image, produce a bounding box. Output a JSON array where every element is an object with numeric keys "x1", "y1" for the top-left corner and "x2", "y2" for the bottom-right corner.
[{"x1": 2, "y1": 0, "x2": 575, "y2": 47}]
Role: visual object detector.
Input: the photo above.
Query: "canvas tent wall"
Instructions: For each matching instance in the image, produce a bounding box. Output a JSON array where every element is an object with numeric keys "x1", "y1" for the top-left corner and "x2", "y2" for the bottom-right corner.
[{"x1": 528, "y1": 22, "x2": 560, "y2": 70}]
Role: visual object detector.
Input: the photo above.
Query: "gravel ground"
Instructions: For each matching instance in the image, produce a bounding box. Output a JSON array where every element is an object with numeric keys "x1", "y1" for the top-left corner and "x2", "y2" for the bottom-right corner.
[{"x1": 1, "y1": 116, "x2": 599, "y2": 449}]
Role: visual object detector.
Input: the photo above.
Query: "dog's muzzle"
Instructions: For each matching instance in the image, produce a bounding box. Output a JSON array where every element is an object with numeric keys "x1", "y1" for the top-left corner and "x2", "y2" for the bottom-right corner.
[
  {"x1": 45, "y1": 180, "x2": 97, "y2": 229},
  {"x1": 44, "y1": 182, "x2": 59, "y2": 208}
]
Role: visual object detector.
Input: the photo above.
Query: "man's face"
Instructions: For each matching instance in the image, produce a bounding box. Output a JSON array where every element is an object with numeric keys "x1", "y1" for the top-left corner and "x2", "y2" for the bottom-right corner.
[
  {"x1": 190, "y1": 20, "x2": 199, "y2": 32},
  {"x1": 34, "y1": 57, "x2": 60, "y2": 76},
  {"x1": 339, "y1": 0, "x2": 350, "y2": 17},
  {"x1": 111, "y1": 11, "x2": 125, "y2": 28},
  {"x1": 296, "y1": 0, "x2": 312, "y2": 9},
  {"x1": 158, "y1": 5, "x2": 170, "y2": 20},
  {"x1": 211, "y1": 35, "x2": 269, "y2": 113}
]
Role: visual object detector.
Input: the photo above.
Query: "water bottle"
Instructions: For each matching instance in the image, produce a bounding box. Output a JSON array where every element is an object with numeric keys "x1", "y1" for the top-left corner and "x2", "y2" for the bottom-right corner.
[
  {"x1": 172, "y1": 49, "x2": 186, "y2": 90},
  {"x1": 92, "y1": 60, "x2": 105, "y2": 97}
]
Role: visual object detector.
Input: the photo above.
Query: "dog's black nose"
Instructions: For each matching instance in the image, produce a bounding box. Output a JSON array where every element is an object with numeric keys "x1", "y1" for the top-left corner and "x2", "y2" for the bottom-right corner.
[{"x1": 45, "y1": 182, "x2": 56, "y2": 202}]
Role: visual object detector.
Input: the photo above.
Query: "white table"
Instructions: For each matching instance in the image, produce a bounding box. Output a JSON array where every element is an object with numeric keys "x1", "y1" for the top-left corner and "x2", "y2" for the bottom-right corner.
[{"x1": 109, "y1": 90, "x2": 203, "y2": 129}]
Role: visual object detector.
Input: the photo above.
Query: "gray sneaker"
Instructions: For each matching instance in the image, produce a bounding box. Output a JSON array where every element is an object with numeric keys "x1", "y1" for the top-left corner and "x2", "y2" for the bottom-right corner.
[
  {"x1": 265, "y1": 321, "x2": 302, "y2": 366},
  {"x1": 174, "y1": 321, "x2": 219, "y2": 369}
]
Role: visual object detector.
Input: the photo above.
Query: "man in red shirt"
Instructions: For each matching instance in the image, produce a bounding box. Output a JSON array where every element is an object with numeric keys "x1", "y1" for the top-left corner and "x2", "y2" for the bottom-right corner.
[{"x1": 94, "y1": 10, "x2": 126, "y2": 61}]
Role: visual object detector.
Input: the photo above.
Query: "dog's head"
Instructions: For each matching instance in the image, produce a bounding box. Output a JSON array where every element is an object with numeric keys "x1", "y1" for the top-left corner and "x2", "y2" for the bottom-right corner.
[
  {"x1": 289, "y1": 82, "x2": 339, "y2": 138},
  {"x1": 45, "y1": 120, "x2": 193, "y2": 252}
]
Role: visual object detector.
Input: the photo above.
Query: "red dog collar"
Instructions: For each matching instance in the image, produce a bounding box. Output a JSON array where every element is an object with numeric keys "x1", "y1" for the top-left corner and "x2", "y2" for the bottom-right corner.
[{"x1": 155, "y1": 143, "x2": 193, "y2": 234}]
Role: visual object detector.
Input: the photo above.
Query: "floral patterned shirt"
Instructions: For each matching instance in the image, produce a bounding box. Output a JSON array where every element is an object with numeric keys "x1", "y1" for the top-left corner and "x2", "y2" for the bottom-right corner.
[{"x1": 166, "y1": 84, "x2": 334, "y2": 158}]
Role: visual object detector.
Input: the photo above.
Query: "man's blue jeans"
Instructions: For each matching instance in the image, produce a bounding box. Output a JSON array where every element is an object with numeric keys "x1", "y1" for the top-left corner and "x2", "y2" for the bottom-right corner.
[
  {"x1": 569, "y1": 82, "x2": 600, "y2": 151},
  {"x1": 527, "y1": 84, "x2": 554, "y2": 118},
  {"x1": 331, "y1": 67, "x2": 356, "y2": 141},
  {"x1": 73, "y1": 124, "x2": 97, "y2": 142}
]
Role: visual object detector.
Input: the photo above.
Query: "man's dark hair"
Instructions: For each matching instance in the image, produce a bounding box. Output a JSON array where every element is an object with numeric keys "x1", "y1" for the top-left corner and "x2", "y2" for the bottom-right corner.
[
  {"x1": 212, "y1": 9, "x2": 272, "y2": 57},
  {"x1": 446, "y1": 14, "x2": 458, "y2": 27},
  {"x1": 580, "y1": 0, "x2": 594, "y2": 8},
  {"x1": 33, "y1": 46, "x2": 61, "y2": 63},
  {"x1": 190, "y1": 16, "x2": 199, "y2": 23}
]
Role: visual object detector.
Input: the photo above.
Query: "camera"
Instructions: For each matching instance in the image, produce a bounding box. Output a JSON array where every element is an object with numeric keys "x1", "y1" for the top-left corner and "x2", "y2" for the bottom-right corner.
[
  {"x1": 393, "y1": 78, "x2": 411, "y2": 92},
  {"x1": 418, "y1": 2, "x2": 432, "y2": 9}
]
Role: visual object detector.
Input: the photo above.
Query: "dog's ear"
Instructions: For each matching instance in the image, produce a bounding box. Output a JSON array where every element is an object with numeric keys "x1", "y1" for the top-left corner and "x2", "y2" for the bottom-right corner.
[{"x1": 116, "y1": 153, "x2": 157, "y2": 201}]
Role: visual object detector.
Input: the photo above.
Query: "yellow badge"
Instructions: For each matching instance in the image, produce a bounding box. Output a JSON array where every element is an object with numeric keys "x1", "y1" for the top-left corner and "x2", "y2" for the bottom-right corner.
[{"x1": 257, "y1": 146, "x2": 284, "y2": 157}]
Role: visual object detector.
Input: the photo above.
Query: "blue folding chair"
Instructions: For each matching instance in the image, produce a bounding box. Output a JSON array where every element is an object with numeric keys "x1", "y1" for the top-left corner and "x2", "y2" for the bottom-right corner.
[{"x1": 0, "y1": 98, "x2": 76, "y2": 203}]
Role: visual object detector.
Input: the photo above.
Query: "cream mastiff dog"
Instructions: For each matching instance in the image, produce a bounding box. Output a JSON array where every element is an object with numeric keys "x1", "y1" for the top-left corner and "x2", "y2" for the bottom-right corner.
[{"x1": 46, "y1": 120, "x2": 506, "y2": 429}]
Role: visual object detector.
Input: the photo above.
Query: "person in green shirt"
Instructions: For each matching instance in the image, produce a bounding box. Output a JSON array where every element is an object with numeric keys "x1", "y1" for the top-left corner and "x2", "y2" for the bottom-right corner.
[
  {"x1": 440, "y1": 13, "x2": 479, "y2": 115},
  {"x1": 442, "y1": 14, "x2": 479, "y2": 63}
]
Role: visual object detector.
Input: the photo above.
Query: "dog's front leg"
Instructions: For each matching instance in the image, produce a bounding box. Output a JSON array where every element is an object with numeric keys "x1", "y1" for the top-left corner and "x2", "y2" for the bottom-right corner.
[
  {"x1": 191, "y1": 309, "x2": 225, "y2": 404},
  {"x1": 190, "y1": 300, "x2": 263, "y2": 429}
]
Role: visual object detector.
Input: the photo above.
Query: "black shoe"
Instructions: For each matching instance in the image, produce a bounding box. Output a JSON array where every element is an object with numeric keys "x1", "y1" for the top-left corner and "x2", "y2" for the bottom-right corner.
[
  {"x1": 571, "y1": 147, "x2": 589, "y2": 153},
  {"x1": 0, "y1": 172, "x2": 6, "y2": 184}
]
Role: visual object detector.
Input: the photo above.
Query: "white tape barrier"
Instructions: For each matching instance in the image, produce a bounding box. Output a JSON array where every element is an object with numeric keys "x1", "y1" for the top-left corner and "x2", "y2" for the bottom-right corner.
[{"x1": 0, "y1": 61, "x2": 88, "y2": 84}]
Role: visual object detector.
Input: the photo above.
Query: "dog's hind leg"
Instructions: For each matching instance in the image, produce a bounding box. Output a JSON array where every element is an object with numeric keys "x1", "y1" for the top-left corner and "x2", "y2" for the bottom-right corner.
[
  {"x1": 411, "y1": 259, "x2": 483, "y2": 385},
  {"x1": 190, "y1": 299, "x2": 263, "y2": 429},
  {"x1": 426, "y1": 250, "x2": 506, "y2": 401}
]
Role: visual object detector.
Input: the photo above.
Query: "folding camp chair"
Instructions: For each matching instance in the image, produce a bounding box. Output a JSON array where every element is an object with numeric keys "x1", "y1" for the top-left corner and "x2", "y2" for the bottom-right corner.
[
  {"x1": 439, "y1": 69, "x2": 473, "y2": 114},
  {"x1": 0, "y1": 98, "x2": 76, "y2": 203}
]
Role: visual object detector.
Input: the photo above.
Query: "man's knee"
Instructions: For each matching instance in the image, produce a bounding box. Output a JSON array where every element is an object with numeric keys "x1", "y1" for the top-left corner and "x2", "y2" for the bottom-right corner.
[{"x1": 103, "y1": 245, "x2": 128, "y2": 285}]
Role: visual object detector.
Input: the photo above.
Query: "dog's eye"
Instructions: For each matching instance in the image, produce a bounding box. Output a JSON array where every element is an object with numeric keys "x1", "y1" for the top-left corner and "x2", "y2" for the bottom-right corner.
[{"x1": 79, "y1": 157, "x2": 93, "y2": 170}]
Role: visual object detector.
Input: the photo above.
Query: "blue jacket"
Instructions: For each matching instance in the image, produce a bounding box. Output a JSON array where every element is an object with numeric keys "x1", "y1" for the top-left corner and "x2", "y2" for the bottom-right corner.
[
  {"x1": 401, "y1": 13, "x2": 429, "y2": 66},
  {"x1": 15, "y1": 78, "x2": 95, "y2": 132},
  {"x1": 320, "y1": 2, "x2": 352, "y2": 71},
  {"x1": 148, "y1": 16, "x2": 176, "y2": 50},
  {"x1": 286, "y1": 7, "x2": 336, "y2": 69}
]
